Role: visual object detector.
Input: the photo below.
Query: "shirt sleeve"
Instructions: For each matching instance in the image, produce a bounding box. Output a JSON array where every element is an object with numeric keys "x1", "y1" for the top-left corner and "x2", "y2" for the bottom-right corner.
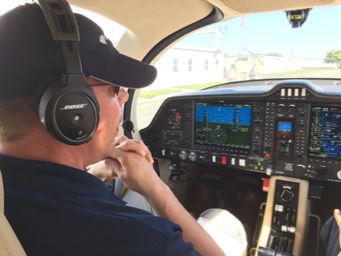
[
  {"x1": 123, "y1": 189, "x2": 158, "y2": 216},
  {"x1": 321, "y1": 215, "x2": 340, "y2": 256},
  {"x1": 163, "y1": 223, "x2": 201, "y2": 256}
]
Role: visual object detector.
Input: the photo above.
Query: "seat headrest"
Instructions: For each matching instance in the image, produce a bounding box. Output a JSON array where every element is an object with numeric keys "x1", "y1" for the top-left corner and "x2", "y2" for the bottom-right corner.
[{"x1": 0, "y1": 170, "x2": 4, "y2": 213}]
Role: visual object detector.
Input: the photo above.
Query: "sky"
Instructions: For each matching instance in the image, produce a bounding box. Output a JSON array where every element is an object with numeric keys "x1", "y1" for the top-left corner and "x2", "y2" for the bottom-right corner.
[
  {"x1": 2, "y1": 2, "x2": 340, "y2": 59},
  {"x1": 178, "y1": 6, "x2": 341, "y2": 59}
]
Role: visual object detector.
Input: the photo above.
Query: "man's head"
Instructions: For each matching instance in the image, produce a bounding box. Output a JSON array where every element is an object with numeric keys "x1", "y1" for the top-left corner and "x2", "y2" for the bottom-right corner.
[{"x1": 0, "y1": 2, "x2": 156, "y2": 147}]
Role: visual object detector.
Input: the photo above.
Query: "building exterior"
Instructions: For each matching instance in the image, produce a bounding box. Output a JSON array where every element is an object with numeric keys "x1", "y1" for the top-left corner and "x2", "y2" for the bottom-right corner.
[
  {"x1": 224, "y1": 55, "x2": 336, "y2": 81},
  {"x1": 150, "y1": 46, "x2": 225, "y2": 89},
  {"x1": 148, "y1": 46, "x2": 337, "y2": 90}
]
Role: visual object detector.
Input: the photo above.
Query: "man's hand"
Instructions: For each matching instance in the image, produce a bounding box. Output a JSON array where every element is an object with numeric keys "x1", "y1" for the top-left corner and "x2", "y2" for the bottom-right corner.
[
  {"x1": 87, "y1": 160, "x2": 118, "y2": 181},
  {"x1": 107, "y1": 137, "x2": 160, "y2": 196},
  {"x1": 87, "y1": 136, "x2": 154, "y2": 182},
  {"x1": 113, "y1": 136, "x2": 154, "y2": 164}
]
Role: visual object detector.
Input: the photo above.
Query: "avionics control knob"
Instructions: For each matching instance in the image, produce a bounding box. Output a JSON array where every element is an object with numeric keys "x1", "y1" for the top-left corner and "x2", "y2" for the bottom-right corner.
[
  {"x1": 266, "y1": 166, "x2": 273, "y2": 175},
  {"x1": 337, "y1": 170, "x2": 341, "y2": 180},
  {"x1": 317, "y1": 166, "x2": 328, "y2": 177},
  {"x1": 288, "y1": 104, "x2": 296, "y2": 112},
  {"x1": 189, "y1": 152, "x2": 197, "y2": 161},
  {"x1": 279, "y1": 189, "x2": 294, "y2": 203},
  {"x1": 179, "y1": 151, "x2": 188, "y2": 160}
]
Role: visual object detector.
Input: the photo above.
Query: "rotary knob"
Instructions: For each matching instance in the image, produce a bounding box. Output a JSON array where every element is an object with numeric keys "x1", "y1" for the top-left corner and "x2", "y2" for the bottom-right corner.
[
  {"x1": 279, "y1": 189, "x2": 294, "y2": 203},
  {"x1": 188, "y1": 152, "x2": 197, "y2": 161},
  {"x1": 179, "y1": 151, "x2": 188, "y2": 160}
]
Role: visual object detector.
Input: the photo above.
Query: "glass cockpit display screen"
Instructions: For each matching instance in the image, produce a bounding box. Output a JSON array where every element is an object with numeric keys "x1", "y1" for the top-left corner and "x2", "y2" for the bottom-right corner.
[
  {"x1": 309, "y1": 106, "x2": 341, "y2": 159},
  {"x1": 194, "y1": 103, "x2": 252, "y2": 149}
]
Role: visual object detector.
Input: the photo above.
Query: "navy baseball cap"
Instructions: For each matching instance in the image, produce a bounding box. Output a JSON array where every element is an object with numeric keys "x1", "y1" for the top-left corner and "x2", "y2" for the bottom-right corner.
[{"x1": 0, "y1": 3, "x2": 157, "y2": 100}]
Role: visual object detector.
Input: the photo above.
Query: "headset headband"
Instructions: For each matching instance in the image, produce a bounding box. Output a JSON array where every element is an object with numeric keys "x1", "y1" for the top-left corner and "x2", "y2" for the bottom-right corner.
[{"x1": 37, "y1": 0, "x2": 85, "y2": 85}]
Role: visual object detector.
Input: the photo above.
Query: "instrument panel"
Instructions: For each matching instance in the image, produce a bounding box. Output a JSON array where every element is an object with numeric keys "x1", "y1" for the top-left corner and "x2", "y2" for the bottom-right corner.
[{"x1": 140, "y1": 79, "x2": 341, "y2": 182}]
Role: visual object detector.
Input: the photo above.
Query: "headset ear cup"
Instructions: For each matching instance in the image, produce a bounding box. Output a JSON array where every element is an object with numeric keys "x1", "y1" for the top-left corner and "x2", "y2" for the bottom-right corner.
[
  {"x1": 35, "y1": 73, "x2": 61, "y2": 112},
  {"x1": 37, "y1": 77, "x2": 100, "y2": 145}
]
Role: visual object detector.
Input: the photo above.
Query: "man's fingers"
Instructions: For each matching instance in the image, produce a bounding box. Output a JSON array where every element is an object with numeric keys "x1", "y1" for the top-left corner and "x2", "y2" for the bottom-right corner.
[
  {"x1": 114, "y1": 135, "x2": 128, "y2": 146},
  {"x1": 115, "y1": 139, "x2": 154, "y2": 164},
  {"x1": 87, "y1": 160, "x2": 119, "y2": 181},
  {"x1": 104, "y1": 157, "x2": 120, "y2": 169},
  {"x1": 136, "y1": 140, "x2": 153, "y2": 164},
  {"x1": 115, "y1": 140, "x2": 146, "y2": 155}
]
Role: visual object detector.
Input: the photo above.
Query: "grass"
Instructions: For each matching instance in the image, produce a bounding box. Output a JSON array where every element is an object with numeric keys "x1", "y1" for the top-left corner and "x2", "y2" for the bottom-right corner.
[
  {"x1": 179, "y1": 81, "x2": 224, "y2": 90},
  {"x1": 139, "y1": 81, "x2": 225, "y2": 99},
  {"x1": 268, "y1": 68, "x2": 333, "y2": 76},
  {"x1": 139, "y1": 68, "x2": 336, "y2": 99},
  {"x1": 139, "y1": 89, "x2": 184, "y2": 99}
]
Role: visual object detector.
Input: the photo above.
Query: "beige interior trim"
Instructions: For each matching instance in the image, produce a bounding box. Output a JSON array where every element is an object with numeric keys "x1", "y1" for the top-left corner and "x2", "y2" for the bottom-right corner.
[
  {"x1": 0, "y1": 170, "x2": 27, "y2": 256},
  {"x1": 214, "y1": 0, "x2": 336, "y2": 13}
]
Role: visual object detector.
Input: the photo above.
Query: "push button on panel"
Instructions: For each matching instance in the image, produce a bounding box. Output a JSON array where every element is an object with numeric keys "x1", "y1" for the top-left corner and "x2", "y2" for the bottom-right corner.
[{"x1": 221, "y1": 155, "x2": 227, "y2": 165}]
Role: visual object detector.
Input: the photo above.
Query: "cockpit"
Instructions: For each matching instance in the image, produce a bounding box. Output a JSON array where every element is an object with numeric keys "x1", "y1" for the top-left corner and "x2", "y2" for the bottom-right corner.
[{"x1": 2, "y1": 0, "x2": 341, "y2": 255}]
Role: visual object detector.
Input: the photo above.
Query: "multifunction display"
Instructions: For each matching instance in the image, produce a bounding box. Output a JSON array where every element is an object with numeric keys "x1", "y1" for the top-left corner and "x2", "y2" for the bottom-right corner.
[{"x1": 309, "y1": 106, "x2": 341, "y2": 159}]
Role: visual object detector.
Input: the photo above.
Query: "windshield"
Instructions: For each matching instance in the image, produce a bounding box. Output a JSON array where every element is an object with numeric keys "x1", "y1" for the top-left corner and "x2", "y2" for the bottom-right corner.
[{"x1": 137, "y1": 5, "x2": 341, "y2": 129}]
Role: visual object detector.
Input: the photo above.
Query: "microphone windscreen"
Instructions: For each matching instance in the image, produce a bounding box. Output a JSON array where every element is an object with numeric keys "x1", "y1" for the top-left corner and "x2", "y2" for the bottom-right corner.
[{"x1": 122, "y1": 120, "x2": 134, "y2": 133}]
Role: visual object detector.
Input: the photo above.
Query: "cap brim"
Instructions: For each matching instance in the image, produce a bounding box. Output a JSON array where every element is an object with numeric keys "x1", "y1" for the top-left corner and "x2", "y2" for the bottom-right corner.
[{"x1": 90, "y1": 53, "x2": 157, "y2": 89}]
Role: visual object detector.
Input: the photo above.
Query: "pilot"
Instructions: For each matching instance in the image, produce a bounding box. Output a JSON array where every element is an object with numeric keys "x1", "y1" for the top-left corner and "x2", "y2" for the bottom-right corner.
[{"x1": 0, "y1": 2, "x2": 224, "y2": 256}]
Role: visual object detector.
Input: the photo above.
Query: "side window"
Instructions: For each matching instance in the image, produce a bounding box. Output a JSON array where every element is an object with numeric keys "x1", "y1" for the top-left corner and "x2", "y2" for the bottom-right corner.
[
  {"x1": 173, "y1": 59, "x2": 178, "y2": 72},
  {"x1": 1, "y1": 3, "x2": 125, "y2": 48},
  {"x1": 0, "y1": 1, "x2": 28, "y2": 15},
  {"x1": 188, "y1": 59, "x2": 193, "y2": 72}
]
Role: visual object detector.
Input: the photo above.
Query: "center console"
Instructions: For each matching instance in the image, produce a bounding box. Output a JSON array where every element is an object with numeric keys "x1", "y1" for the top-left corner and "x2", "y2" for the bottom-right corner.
[{"x1": 256, "y1": 176, "x2": 309, "y2": 256}]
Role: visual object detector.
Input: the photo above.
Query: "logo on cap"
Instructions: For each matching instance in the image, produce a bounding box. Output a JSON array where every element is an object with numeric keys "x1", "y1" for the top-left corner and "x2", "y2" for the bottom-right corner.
[{"x1": 100, "y1": 35, "x2": 108, "y2": 45}]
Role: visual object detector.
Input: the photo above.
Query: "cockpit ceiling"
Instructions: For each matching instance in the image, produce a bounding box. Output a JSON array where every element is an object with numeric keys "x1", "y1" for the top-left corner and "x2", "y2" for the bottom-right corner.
[
  {"x1": 68, "y1": 0, "x2": 214, "y2": 28},
  {"x1": 210, "y1": 0, "x2": 336, "y2": 14}
]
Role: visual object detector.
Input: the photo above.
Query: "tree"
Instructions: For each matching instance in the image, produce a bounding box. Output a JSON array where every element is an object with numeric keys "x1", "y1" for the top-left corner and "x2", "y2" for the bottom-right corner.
[
  {"x1": 324, "y1": 49, "x2": 341, "y2": 68},
  {"x1": 266, "y1": 53, "x2": 283, "y2": 57}
]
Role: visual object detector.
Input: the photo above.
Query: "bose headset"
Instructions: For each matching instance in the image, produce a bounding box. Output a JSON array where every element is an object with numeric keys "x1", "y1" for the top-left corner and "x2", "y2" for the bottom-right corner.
[{"x1": 36, "y1": 0, "x2": 100, "y2": 145}]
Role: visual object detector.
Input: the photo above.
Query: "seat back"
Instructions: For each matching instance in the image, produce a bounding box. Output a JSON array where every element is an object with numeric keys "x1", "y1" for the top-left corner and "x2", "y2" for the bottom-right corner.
[{"x1": 0, "y1": 170, "x2": 27, "y2": 256}]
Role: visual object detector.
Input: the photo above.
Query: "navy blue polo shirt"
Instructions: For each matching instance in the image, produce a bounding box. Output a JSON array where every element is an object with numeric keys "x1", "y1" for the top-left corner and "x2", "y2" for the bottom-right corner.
[
  {"x1": 0, "y1": 154, "x2": 199, "y2": 256},
  {"x1": 321, "y1": 215, "x2": 340, "y2": 256}
]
